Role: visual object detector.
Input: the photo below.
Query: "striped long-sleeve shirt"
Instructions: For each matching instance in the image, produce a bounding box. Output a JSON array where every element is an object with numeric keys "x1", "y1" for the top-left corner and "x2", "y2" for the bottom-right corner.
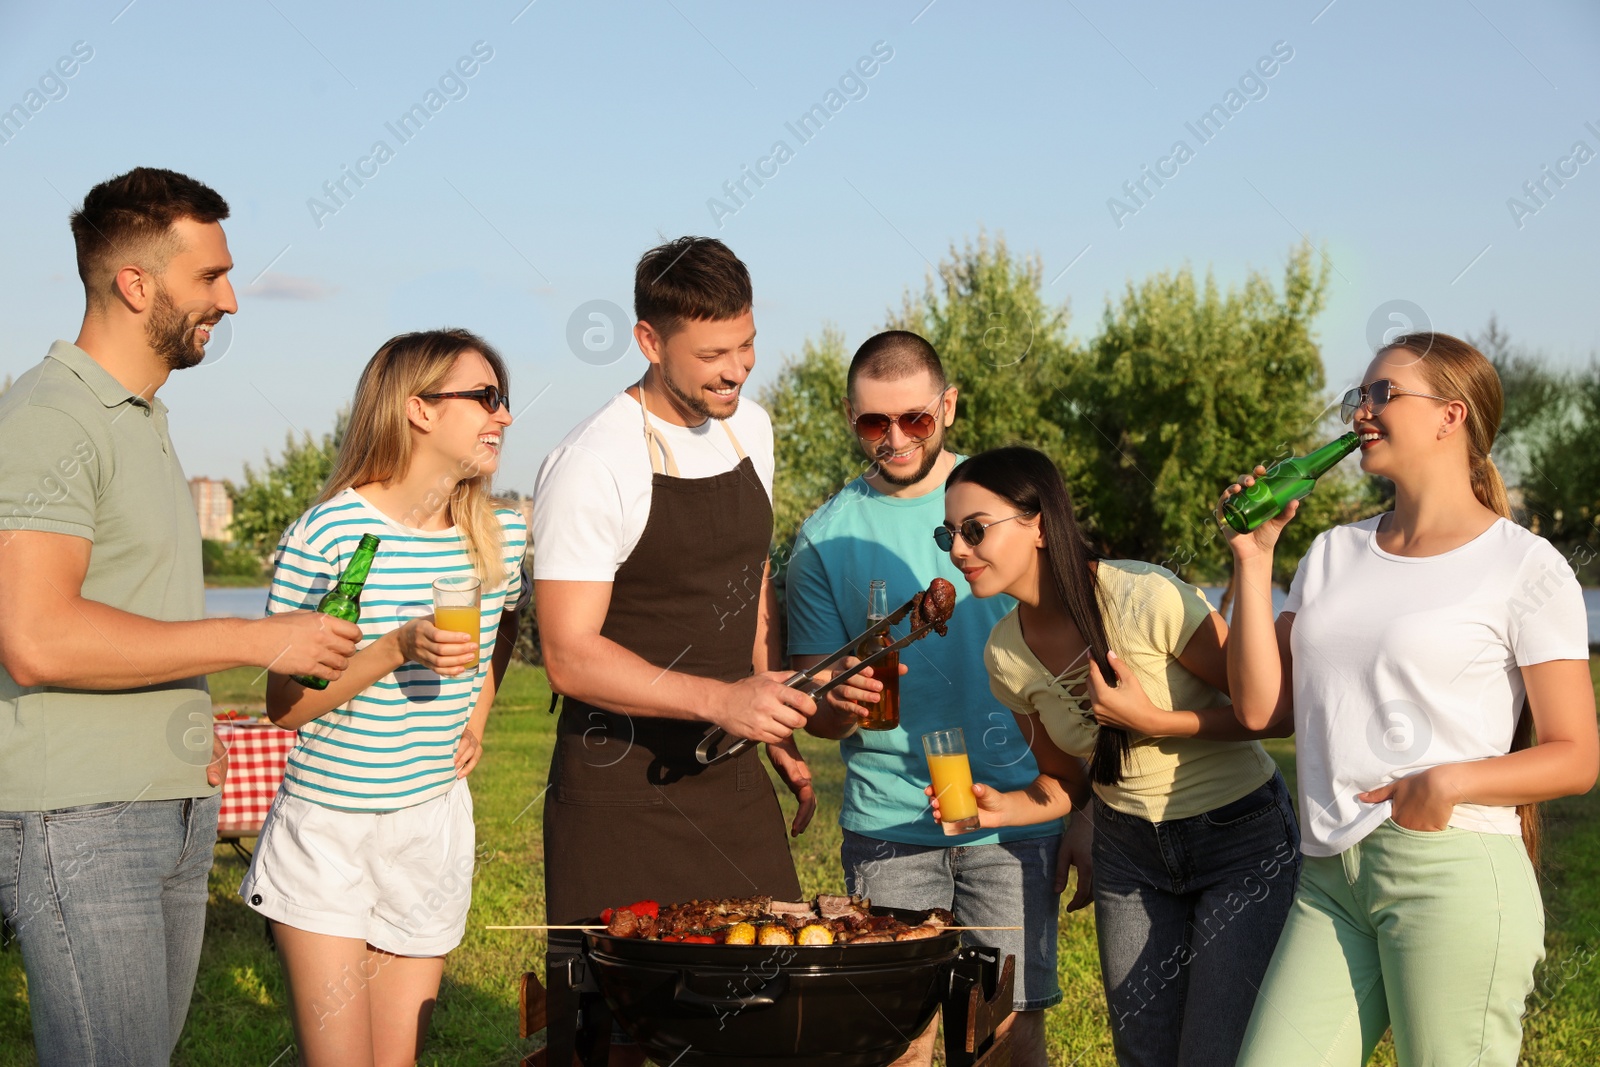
[{"x1": 267, "y1": 487, "x2": 527, "y2": 811}]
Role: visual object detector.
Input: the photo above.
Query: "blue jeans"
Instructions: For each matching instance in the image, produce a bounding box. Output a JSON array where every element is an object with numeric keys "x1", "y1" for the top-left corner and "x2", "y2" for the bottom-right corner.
[
  {"x1": 0, "y1": 793, "x2": 221, "y2": 1067},
  {"x1": 841, "y1": 828, "x2": 1063, "y2": 1011},
  {"x1": 1093, "y1": 772, "x2": 1300, "y2": 1067}
]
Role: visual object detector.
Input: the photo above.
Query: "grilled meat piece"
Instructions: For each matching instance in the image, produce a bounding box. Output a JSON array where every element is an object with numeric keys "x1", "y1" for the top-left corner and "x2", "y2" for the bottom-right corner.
[
  {"x1": 894, "y1": 924, "x2": 940, "y2": 941},
  {"x1": 766, "y1": 899, "x2": 815, "y2": 917},
  {"x1": 915, "y1": 578, "x2": 956, "y2": 636},
  {"x1": 607, "y1": 908, "x2": 640, "y2": 938},
  {"x1": 815, "y1": 894, "x2": 869, "y2": 920}
]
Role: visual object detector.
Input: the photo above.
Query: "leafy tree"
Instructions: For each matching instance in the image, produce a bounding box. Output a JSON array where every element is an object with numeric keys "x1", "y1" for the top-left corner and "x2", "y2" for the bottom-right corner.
[
  {"x1": 1470, "y1": 316, "x2": 1568, "y2": 494},
  {"x1": 227, "y1": 411, "x2": 347, "y2": 558},
  {"x1": 1520, "y1": 361, "x2": 1600, "y2": 578},
  {"x1": 1050, "y1": 242, "x2": 1373, "y2": 591},
  {"x1": 760, "y1": 327, "x2": 866, "y2": 565},
  {"x1": 201, "y1": 538, "x2": 267, "y2": 579},
  {"x1": 764, "y1": 238, "x2": 1381, "y2": 610},
  {"x1": 761, "y1": 235, "x2": 1079, "y2": 570},
  {"x1": 884, "y1": 234, "x2": 1077, "y2": 475}
]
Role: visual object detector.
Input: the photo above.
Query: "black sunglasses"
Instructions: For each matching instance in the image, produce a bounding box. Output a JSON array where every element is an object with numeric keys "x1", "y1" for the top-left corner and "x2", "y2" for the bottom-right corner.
[
  {"x1": 933, "y1": 512, "x2": 1032, "y2": 552},
  {"x1": 419, "y1": 385, "x2": 510, "y2": 414},
  {"x1": 851, "y1": 390, "x2": 949, "y2": 442},
  {"x1": 1339, "y1": 379, "x2": 1452, "y2": 423}
]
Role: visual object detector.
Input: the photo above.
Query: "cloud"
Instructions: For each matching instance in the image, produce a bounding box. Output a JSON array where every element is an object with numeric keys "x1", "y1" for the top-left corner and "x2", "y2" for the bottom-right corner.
[{"x1": 247, "y1": 272, "x2": 337, "y2": 301}]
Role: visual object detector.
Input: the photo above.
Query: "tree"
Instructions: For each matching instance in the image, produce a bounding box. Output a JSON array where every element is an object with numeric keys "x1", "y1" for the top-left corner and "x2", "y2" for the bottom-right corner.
[
  {"x1": 1050, "y1": 242, "x2": 1374, "y2": 591},
  {"x1": 1470, "y1": 315, "x2": 1568, "y2": 494},
  {"x1": 1519, "y1": 361, "x2": 1600, "y2": 578},
  {"x1": 761, "y1": 235, "x2": 1079, "y2": 573},
  {"x1": 760, "y1": 327, "x2": 865, "y2": 565},
  {"x1": 227, "y1": 411, "x2": 347, "y2": 558}
]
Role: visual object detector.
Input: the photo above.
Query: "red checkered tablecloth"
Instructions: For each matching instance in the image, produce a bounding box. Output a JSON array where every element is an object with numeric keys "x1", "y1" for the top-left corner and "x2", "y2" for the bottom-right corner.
[{"x1": 215, "y1": 722, "x2": 297, "y2": 838}]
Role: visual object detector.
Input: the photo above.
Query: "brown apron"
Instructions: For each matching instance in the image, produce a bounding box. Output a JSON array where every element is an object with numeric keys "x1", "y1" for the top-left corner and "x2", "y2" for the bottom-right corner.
[{"x1": 542, "y1": 390, "x2": 801, "y2": 924}]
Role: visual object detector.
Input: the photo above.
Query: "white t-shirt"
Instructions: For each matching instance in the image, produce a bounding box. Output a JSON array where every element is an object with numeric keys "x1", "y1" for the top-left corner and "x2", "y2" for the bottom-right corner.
[
  {"x1": 1283, "y1": 515, "x2": 1589, "y2": 857},
  {"x1": 531, "y1": 390, "x2": 775, "y2": 582}
]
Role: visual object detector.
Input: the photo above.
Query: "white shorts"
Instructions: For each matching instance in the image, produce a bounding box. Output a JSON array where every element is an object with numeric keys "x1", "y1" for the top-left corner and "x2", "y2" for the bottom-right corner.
[{"x1": 239, "y1": 778, "x2": 476, "y2": 957}]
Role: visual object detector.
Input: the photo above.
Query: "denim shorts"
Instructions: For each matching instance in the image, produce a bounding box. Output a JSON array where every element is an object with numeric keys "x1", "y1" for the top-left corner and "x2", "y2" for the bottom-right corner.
[{"x1": 841, "y1": 828, "x2": 1063, "y2": 1011}]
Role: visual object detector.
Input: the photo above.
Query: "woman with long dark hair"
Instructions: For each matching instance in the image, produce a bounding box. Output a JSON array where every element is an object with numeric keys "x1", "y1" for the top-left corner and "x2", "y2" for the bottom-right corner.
[
  {"x1": 930, "y1": 446, "x2": 1298, "y2": 1067},
  {"x1": 1228, "y1": 333, "x2": 1597, "y2": 1067}
]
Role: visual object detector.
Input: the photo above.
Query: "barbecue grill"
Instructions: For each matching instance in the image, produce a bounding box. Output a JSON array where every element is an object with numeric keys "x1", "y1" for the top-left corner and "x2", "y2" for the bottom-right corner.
[{"x1": 520, "y1": 906, "x2": 1017, "y2": 1066}]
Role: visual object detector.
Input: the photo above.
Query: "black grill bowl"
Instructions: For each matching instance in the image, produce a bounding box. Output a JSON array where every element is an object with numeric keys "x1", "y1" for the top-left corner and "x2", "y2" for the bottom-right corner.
[{"x1": 584, "y1": 911, "x2": 962, "y2": 1067}]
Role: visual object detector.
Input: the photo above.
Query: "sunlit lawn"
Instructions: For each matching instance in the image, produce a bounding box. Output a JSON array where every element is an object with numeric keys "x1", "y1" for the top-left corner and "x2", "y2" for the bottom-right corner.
[{"x1": 2, "y1": 661, "x2": 1597, "y2": 1065}]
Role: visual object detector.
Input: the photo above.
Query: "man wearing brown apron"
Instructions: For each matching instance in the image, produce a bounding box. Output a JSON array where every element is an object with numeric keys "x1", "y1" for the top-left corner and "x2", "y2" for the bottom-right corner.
[{"x1": 533, "y1": 238, "x2": 816, "y2": 945}]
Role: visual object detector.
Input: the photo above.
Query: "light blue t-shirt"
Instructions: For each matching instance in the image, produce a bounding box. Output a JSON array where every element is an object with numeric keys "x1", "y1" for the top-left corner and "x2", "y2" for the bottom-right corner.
[{"x1": 785, "y1": 469, "x2": 1055, "y2": 847}]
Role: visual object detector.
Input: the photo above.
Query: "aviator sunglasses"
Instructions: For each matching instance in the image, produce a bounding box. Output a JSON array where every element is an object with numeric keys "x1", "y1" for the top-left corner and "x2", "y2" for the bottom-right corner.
[
  {"x1": 933, "y1": 512, "x2": 1033, "y2": 552},
  {"x1": 1339, "y1": 379, "x2": 1452, "y2": 423},
  {"x1": 419, "y1": 385, "x2": 511, "y2": 414},
  {"x1": 851, "y1": 389, "x2": 950, "y2": 442}
]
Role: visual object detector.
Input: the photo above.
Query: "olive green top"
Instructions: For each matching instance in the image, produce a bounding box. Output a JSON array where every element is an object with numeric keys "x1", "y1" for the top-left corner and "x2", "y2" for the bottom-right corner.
[
  {"x1": 984, "y1": 559, "x2": 1275, "y2": 822},
  {"x1": 0, "y1": 341, "x2": 215, "y2": 810}
]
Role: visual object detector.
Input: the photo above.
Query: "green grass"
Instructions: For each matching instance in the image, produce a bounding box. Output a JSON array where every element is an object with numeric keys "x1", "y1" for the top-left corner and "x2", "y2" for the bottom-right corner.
[{"x1": 3, "y1": 662, "x2": 1598, "y2": 1065}]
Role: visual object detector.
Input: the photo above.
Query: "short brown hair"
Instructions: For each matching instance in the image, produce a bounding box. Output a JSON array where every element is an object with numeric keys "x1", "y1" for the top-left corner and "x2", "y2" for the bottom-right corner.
[
  {"x1": 633, "y1": 237, "x2": 751, "y2": 340},
  {"x1": 70, "y1": 167, "x2": 230, "y2": 300},
  {"x1": 847, "y1": 330, "x2": 948, "y2": 396}
]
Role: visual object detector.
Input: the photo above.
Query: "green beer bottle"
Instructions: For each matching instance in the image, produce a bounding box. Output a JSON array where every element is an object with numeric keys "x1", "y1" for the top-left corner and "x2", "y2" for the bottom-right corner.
[
  {"x1": 1221, "y1": 432, "x2": 1360, "y2": 534},
  {"x1": 291, "y1": 533, "x2": 381, "y2": 690}
]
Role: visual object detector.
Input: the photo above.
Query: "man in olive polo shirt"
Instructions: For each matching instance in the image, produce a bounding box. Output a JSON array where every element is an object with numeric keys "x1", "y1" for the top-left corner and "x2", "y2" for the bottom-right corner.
[{"x1": 0, "y1": 168, "x2": 362, "y2": 1067}]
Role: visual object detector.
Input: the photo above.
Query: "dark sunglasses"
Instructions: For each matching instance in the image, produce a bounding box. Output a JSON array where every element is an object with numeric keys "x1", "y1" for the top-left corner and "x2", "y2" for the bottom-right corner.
[
  {"x1": 933, "y1": 512, "x2": 1032, "y2": 552},
  {"x1": 1339, "y1": 379, "x2": 1452, "y2": 423},
  {"x1": 851, "y1": 391, "x2": 948, "y2": 442},
  {"x1": 419, "y1": 385, "x2": 510, "y2": 414}
]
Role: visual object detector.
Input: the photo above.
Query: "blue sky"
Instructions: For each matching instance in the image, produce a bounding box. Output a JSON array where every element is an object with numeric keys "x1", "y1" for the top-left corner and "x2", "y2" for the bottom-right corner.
[{"x1": 3, "y1": 0, "x2": 1597, "y2": 493}]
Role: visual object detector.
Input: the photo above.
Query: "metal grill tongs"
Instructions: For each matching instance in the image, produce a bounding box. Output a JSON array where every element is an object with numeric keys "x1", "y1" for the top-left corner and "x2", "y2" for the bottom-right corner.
[{"x1": 696, "y1": 592, "x2": 936, "y2": 765}]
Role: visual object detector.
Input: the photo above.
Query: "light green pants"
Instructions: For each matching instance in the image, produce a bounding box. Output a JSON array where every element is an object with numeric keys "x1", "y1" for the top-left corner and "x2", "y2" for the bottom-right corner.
[{"x1": 1236, "y1": 819, "x2": 1544, "y2": 1067}]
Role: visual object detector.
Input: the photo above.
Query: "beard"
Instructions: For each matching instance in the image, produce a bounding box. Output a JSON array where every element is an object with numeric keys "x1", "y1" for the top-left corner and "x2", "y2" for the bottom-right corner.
[
  {"x1": 872, "y1": 422, "x2": 946, "y2": 486},
  {"x1": 661, "y1": 361, "x2": 738, "y2": 421},
  {"x1": 145, "y1": 285, "x2": 215, "y2": 371}
]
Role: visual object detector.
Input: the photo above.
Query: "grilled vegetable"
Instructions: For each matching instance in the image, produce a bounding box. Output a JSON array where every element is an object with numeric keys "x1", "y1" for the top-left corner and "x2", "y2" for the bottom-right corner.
[
  {"x1": 758, "y1": 924, "x2": 796, "y2": 946},
  {"x1": 724, "y1": 922, "x2": 757, "y2": 946},
  {"x1": 797, "y1": 924, "x2": 835, "y2": 946}
]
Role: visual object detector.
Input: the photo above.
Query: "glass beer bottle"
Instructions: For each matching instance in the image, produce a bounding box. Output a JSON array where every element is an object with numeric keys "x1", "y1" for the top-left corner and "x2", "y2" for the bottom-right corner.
[
  {"x1": 291, "y1": 533, "x2": 380, "y2": 690},
  {"x1": 1221, "y1": 433, "x2": 1360, "y2": 534},
  {"x1": 857, "y1": 579, "x2": 901, "y2": 731}
]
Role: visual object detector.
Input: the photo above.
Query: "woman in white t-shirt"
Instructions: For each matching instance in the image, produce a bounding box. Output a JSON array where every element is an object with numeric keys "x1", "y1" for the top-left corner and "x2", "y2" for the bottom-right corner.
[
  {"x1": 240, "y1": 329, "x2": 527, "y2": 1066},
  {"x1": 1226, "y1": 332, "x2": 1597, "y2": 1067}
]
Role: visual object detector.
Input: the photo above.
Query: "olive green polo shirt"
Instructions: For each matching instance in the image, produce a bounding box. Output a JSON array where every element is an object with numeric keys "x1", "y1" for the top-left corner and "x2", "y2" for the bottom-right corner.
[{"x1": 0, "y1": 340, "x2": 216, "y2": 810}]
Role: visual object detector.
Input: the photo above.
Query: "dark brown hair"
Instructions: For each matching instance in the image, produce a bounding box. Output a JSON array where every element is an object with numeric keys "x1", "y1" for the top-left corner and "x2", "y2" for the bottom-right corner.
[
  {"x1": 948, "y1": 446, "x2": 1131, "y2": 785},
  {"x1": 633, "y1": 236, "x2": 751, "y2": 340},
  {"x1": 848, "y1": 330, "x2": 949, "y2": 397},
  {"x1": 70, "y1": 167, "x2": 230, "y2": 301},
  {"x1": 1381, "y1": 331, "x2": 1541, "y2": 866}
]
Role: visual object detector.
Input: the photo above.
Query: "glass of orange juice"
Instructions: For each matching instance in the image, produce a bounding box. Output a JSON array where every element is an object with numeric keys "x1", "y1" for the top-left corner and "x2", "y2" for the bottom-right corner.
[
  {"x1": 432, "y1": 575, "x2": 482, "y2": 670},
  {"x1": 923, "y1": 728, "x2": 980, "y2": 835}
]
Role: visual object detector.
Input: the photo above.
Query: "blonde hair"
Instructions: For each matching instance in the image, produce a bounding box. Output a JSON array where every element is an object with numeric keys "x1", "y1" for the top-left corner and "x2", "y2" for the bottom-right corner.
[
  {"x1": 1381, "y1": 331, "x2": 1512, "y2": 519},
  {"x1": 1381, "y1": 331, "x2": 1539, "y2": 866},
  {"x1": 318, "y1": 328, "x2": 512, "y2": 588}
]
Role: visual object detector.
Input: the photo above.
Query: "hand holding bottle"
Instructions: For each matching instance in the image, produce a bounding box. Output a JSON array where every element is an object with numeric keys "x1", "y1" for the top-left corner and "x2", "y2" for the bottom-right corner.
[{"x1": 1221, "y1": 465, "x2": 1299, "y2": 561}]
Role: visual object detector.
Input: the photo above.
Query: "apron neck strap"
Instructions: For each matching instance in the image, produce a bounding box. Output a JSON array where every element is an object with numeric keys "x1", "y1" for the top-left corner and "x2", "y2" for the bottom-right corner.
[{"x1": 636, "y1": 380, "x2": 746, "y2": 477}]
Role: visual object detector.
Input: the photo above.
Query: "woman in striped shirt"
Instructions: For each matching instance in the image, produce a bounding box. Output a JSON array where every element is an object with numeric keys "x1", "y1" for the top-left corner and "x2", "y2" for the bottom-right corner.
[{"x1": 240, "y1": 329, "x2": 527, "y2": 1067}]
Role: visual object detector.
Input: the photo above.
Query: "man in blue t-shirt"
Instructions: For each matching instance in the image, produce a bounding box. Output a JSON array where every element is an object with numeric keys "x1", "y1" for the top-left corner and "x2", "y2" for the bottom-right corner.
[{"x1": 785, "y1": 331, "x2": 1084, "y2": 1067}]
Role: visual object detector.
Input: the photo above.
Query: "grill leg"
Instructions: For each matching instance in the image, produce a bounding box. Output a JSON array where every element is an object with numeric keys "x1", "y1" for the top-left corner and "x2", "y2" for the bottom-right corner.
[{"x1": 943, "y1": 948, "x2": 1016, "y2": 1067}]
